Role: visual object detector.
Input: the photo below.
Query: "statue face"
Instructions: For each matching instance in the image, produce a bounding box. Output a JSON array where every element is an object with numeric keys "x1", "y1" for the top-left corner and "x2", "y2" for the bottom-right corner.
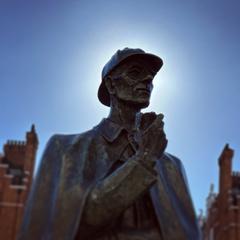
[{"x1": 110, "y1": 59, "x2": 156, "y2": 108}]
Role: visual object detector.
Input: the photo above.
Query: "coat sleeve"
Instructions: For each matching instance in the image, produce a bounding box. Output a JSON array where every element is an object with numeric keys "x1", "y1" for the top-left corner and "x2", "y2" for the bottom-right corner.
[
  {"x1": 79, "y1": 152, "x2": 157, "y2": 233},
  {"x1": 17, "y1": 135, "x2": 63, "y2": 240}
]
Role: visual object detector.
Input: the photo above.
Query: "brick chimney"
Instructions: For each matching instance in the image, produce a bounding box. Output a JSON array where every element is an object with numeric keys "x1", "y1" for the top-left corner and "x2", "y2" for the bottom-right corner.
[
  {"x1": 24, "y1": 124, "x2": 38, "y2": 190},
  {"x1": 218, "y1": 144, "x2": 234, "y2": 196}
]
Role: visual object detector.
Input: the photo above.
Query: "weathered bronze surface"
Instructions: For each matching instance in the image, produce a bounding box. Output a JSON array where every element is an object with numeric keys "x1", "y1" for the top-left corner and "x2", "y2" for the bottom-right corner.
[{"x1": 18, "y1": 48, "x2": 201, "y2": 240}]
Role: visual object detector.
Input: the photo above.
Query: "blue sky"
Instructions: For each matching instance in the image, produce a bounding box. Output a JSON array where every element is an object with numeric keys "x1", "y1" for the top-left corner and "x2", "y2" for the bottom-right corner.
[{"x1": 0, "y1": 0, "x2": 239, "y2": 214}]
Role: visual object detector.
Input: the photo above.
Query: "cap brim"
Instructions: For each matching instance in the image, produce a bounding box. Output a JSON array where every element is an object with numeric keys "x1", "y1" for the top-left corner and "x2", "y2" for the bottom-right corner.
[
  {"x1": 98, "y1": 53, "x2": 163, "y2": 107},
  {"x1": 98, "y1": 81, "x2": 110, "y2": 107}
]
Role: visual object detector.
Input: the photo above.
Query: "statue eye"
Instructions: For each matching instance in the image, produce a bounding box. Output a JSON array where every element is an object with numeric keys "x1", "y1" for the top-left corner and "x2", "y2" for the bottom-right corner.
[{"x1": 127, "y1": 68, "x2": 141, "y2": 78}]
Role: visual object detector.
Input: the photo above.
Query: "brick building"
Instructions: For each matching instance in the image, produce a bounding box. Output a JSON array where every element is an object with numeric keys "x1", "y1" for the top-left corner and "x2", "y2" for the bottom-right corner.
[
  {"x1": 201, "y1": 144, "x2": 240, "y2": 240},
  {"x1": 0, "y1": 125, "x2": 38, "y2": 240}
]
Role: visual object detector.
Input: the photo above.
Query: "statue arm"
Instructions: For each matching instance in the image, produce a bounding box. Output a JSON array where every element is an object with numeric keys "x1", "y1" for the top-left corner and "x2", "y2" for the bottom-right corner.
[{"x1": 81, "y1": 152, "x2": 157, "y2": 228}]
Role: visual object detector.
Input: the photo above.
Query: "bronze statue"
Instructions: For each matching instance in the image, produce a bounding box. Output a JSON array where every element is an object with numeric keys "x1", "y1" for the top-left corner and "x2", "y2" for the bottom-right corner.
[{"x1": 18, "y1": 48, "x2": 201, "y2": 240}]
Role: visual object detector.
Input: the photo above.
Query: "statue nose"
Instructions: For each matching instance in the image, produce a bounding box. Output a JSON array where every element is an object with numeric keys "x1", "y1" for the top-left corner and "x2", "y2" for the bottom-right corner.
[
  {"x1": 141, "y1": 75, "x2": 153, "y2": 88},
  {"x1": 141, "y1": 74, "x2": 153, "y2": 83},
  {"x1": 136, "y1": 80, "x2": 153, "y2": 92}
]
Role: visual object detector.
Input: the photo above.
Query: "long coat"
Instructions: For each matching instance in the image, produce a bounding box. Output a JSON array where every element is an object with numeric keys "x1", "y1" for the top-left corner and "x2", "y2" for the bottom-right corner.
[{"x1": 18, "y1": 119, "x2": 201, "y2": 240}]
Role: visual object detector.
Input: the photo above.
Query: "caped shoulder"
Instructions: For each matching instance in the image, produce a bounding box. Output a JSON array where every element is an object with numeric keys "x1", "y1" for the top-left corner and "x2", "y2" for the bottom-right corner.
[
  {"x1": 162, "y1": 152, "x2": 183, "y2": 169},
  {"x1": 163, "y1": 152, "x2": 190, "y2": 189},
  {"x1": 46, "y1": 127, "x2": 99, "y2": 150}
]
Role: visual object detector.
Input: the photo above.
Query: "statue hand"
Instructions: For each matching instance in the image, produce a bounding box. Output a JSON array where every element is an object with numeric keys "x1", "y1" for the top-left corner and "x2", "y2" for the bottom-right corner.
[{"x1": 138, "y1": 113, "x2": 168, "y2": 166}]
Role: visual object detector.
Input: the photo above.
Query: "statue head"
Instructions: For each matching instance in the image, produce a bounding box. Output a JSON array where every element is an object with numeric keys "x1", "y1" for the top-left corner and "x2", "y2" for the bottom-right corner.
[{"x1": 98, "y1": 48, "x2": 163, "y2": 109}]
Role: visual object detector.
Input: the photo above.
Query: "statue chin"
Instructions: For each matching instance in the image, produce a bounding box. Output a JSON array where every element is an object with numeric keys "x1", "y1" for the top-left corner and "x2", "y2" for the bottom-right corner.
[
  {"x1": 139, "y1": 101, "x2": 150, "y2": 109},
  {"x1": 126, "y1": 99, "x2": 150, "y2": 109}
]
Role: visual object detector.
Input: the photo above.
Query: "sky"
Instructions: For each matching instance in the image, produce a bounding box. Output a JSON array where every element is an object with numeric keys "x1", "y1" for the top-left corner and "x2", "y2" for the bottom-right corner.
[{"x1": 0, "y1": 0, "x2": 239, "y2": 215}]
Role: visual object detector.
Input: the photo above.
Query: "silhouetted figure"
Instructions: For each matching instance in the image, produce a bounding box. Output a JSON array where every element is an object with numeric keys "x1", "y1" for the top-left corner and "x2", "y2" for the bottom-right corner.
[{"x1": 18, "y1": 48, "x2": 201, "y2": 240}]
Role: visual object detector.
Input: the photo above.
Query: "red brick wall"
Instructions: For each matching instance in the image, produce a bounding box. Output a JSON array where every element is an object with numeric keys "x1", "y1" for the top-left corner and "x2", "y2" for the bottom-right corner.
[
  {"x1": 203, "y1": 145, "x2": 240, "y2": 240},
  {"x1": 0, "y1": 126, "x2": 38, "y2": 240}
]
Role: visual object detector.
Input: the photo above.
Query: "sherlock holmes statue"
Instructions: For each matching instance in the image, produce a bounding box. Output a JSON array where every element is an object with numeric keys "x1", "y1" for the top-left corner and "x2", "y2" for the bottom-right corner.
[{"x1": 19, "y1": 48, "x2": 201, "y2": 240}]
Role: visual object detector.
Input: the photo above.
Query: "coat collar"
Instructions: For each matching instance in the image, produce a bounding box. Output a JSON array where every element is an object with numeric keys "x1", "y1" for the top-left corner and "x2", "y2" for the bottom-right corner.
[
  {"x1": 97, "y1": 118, "x2": 125, "y2": 142},
  {"x1": 97, "y1": 113, "x2": 144, "y2": 143}
]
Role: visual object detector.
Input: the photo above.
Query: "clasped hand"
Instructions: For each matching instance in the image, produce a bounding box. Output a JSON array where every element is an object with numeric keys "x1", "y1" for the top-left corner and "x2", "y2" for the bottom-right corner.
[{"x1": 137, "y1": 112, "x2": 168, "y2": 167}]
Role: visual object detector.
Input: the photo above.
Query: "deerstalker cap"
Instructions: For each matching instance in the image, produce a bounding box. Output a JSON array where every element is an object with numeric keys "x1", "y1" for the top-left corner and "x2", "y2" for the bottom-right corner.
[{"x1": 98, "y1": 47, "x2": 163, "y2": 107}]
